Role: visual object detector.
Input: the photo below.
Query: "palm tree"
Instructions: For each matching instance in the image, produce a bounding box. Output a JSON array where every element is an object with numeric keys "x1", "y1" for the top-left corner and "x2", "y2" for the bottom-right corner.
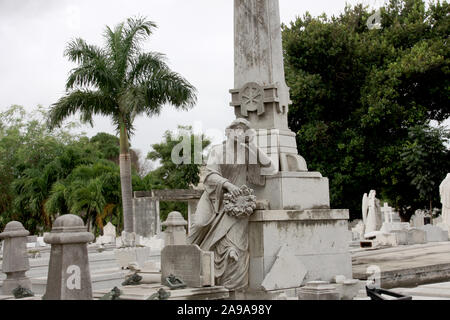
[{"x1": 48, "y1": 17, "x2": 197, "y2": 243}]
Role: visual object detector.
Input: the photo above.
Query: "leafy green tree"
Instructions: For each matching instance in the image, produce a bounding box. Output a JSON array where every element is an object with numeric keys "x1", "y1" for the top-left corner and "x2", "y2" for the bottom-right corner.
[
  {"x1": 45, "y1": 160, "x2": 125, "y2": 236},
  {"x1": 48, "y1": 17, "x2": 197, "y2": 237},
  {"x1": 90, "y1": 132, "x2": 144, "y2": 175},
  {"x1": 400, "y1": 125, "x2": 450, "y2": 213},
  {"x1": 146, "y1": 126, "x2": 210, "y2": 221},
  {"x1": 0, "y1": 106, "x2": 97, "y2": 232},
  {"x1": 282, "y1": 0, "x2": 449, "y2": 220},
  {"x1": 0, "y1": 105, "x2": 144, "y2": 234}
]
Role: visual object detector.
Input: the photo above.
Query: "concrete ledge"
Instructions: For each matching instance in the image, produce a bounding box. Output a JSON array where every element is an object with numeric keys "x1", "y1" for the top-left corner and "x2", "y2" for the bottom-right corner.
[
  {"x1": 250, "y1": 209, "x2": 349, "y2": 222},
  {"x1": 93, "y1": 284, "x2": 229, "y2": 300},
  {"x1": 354, "y1": 263, "x2": 450, "y2": 289}
]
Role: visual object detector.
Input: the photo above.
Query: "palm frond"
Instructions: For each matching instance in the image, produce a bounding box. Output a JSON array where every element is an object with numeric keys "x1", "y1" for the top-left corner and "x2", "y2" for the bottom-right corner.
[
  {"x1": 123, "y1": 68, "x2": 197, "y2": 117},
  {"x1": 122, "y1": 17, "x2": 157, "y2": 60},
  {"x1": 104, "y1": 23, "x2": 124, "y2": 74},
  {"x1": 65, "y1": 38, "x2": 105, "y2": 65},
  {"x1": 48, "y1": 90, "x2": 117, "y2": 129},
  {"x1": 128, "y1": 52, "x2": 168, "y2": 85}
]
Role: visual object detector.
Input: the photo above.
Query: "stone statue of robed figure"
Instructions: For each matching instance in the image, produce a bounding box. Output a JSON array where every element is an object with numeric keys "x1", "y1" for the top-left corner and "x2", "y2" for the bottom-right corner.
[{"x1": 187, "y1": 118, "x2": 277, "y2": 290}]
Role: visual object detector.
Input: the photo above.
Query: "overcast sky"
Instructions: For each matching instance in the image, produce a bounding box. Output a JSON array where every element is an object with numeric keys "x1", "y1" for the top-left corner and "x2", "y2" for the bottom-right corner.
[{"x1": 1, "y1": 0, "x2": 421, "y2": 161}]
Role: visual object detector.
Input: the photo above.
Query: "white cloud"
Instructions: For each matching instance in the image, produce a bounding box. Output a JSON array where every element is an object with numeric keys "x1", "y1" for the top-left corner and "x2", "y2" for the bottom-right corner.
[{"x1": 0, "y1": 0, "x2": 444, "y2": 162}]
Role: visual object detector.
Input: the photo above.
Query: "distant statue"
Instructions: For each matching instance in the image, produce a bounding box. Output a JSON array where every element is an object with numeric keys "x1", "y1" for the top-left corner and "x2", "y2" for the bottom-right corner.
[
  {"x1": 187, "y1": 118, "x2": 276, "y2": 291},
  {"x1": 440, "y1": 173, "x2": 450, "y2": 230},
  {"x1": 362, "y1": 190, "x2": 382, "y2": 237}
]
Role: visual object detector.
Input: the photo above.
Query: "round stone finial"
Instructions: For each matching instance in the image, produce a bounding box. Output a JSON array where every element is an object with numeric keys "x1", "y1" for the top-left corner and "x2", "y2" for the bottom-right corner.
[
  {"x1": 52, "y1": 214, "x2": 86, "y2": 232},
  {"x1": 0, "y1": 221, "x2": 30, "y2": 239},
  {"x1": 44, "y1": 214, "x2": 94, "y2": 245},
  {"x1": 162, "y1": 211, "x2": 187, "y2": 227}
]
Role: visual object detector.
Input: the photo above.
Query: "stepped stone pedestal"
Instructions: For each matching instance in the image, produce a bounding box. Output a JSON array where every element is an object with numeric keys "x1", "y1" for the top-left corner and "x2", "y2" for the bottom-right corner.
[{"x1": 244, "y1": 209, "x2": 352, "y2": 297}]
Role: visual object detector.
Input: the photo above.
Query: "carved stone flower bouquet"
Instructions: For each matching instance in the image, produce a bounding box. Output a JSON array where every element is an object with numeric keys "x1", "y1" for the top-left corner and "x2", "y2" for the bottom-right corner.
[{"x1": 223, "y1": 185, "x2": 257, "y2": 218}]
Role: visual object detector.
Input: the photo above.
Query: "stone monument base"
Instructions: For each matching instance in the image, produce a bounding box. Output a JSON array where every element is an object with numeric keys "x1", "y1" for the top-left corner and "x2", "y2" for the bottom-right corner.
[
  {"x1": 2, "y1": 272, "x2": 32, "y2": 295},
  {"x1": 253, "y1": 172, "x2": 330, "y2": 210},
  {"x1": 245, "y1": 208, "x2": 352, "y2": 298}
]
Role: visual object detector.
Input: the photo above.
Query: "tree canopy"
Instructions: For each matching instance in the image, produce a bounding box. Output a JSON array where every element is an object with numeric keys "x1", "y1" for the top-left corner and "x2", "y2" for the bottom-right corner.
[{"x1": 282, "y1": 0, "x2": 449, "y2": 220}]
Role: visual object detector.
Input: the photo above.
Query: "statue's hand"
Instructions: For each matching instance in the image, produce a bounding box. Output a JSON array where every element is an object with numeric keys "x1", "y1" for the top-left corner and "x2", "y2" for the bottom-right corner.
[{"x1": 225, "y1": 182, "x2": 241, "y2": 198}]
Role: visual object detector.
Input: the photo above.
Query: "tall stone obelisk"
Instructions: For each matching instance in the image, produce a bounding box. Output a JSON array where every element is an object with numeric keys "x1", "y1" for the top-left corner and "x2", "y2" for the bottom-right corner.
[
  {"x1": 229, "y1": 0, "x2": 353, "y2": 298},
  {"x1": 230, "y1": 0, "x2": 330, "y2": 211},
  {"x1": 230, "y1": 0, "x2": 307, "y2": 173}
]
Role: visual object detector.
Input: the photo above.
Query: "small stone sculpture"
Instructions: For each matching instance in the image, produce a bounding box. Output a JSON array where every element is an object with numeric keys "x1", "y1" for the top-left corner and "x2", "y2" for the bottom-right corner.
[
  {"x1": 223, "y1": 185, "x2": 257, "y2": 218},
  {"x1": 100, "y1": 287, "x2": 122, "y2": 300},
  {"x1": 121, "y1": 272, "x2": 143, "y2": 286},
  {"x1": 165, "y1": 274, "x2": 187, "y2": 290},
  {"x1": 12, "y1": 285, "x2": 34, "y2": 299},
  {"x1": 148, "y1": 288, "x2": 171, "y2": 300}
]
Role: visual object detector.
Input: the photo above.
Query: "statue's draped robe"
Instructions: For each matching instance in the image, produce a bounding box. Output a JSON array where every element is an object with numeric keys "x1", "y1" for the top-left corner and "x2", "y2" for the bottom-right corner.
[
  {"x1": 365, "y1": 192, "x2": 382, "y2": 234},
  {"x1": 187, "y1": 141, "x2": 274, "y2": 291},
  {"x1": 440, "y1": 174, "x2": 450, "y2": 228}
]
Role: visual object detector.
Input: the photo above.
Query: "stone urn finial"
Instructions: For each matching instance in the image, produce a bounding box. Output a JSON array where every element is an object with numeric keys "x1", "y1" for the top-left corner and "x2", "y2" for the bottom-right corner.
[
  {"x1": 162, "y1": 212, "x2": 188, "y2": 246},
  {"x1": 43, "y1": 214, "x2": 95, "y2": 300},
  {"x1": 0, "y1": 221, "x2": 32, "y2": 295}
]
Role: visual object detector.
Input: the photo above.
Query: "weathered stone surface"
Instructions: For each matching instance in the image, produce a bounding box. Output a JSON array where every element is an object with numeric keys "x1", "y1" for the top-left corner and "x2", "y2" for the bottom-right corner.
[
  {"x1": 161, "y1": 245, "x2": 214, "y2": 288},
  {"x1": 133, "y1": 197, "x2": 159, "y2": 238},
  {"x1": 440, "y1": 173, "x2": 450, "y2": 231},
  {"x1": 230, "y1": 0, "x2": 307, "y2": 172},
  {"x1": 114, "y1": 247, "x2": 151, "y2": 269},
  {"x1": 43, "y1": 214, "x2": 95, "y2": 300},
  {"x1": 0, "y1": 221, "x2": 32, "y2": 295},
  {"x1": 162, "y1": 211, "x2": 187, "y2": 246},
  {"x1": 96, "y1": 222, "x2": 116, "y2": 245},
  {"x1": 335, "y1": 279, "x2": 365, "y2": 300},
  {"x1": 93, "y1": 283, "x2": 229, "y2": 300},
  {"x1": 253, "y1": 172, "x2": 330, "y2": 210},
  {"x1": 248, "y1": 209, "x2": 352, "y2": 291},
  {"x1": 419, "y1": 225, "x2": 449, "y2": 242},
  {"x1": 406, "y1": 228, "x2": 427, "y2": 244},
  {"x1": 411, "y1": 211, "x2": 426, "y2": 228},
  {"x1": 298, "y1": 281, "x2": 340, "y2": 300},
  {"x1": 352, "y1": 242, "x2": 450, "y2": 288},
  {"x1": 362, "y1": 190, "x2": 383, "y2": 236},
  {"x1": 261, "y1": 244, "x2": 307, "y2": 291},
  {"x1": 380, "y1": 222, "x2": 410, "y2": 233},
  {"x1": 377, "y1": 228, "x2": 427, "y2": 246}
]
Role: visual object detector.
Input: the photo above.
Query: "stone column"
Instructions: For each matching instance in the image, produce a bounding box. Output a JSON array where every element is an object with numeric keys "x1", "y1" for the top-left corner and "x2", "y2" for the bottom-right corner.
[
  {"x1": 0, "y1": 221, "x2": 32, "y2": 295},
  {"x1": 43, "y1": 214, "x2": 95, "y2": 300},
  {"x1": 162, "y1": 211, "x2": 187, "y2": 246}
]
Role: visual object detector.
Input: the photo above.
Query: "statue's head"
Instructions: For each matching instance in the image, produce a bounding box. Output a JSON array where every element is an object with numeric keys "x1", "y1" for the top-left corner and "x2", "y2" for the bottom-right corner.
[{"x1": 225, "y1": 118, "x2": 255, "y2": 143}]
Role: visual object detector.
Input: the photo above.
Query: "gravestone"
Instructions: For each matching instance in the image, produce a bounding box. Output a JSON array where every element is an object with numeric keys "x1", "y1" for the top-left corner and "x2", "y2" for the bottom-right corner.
[
  {"x1": 114, "y1": 247, "x2": 151, "y2": 269},
  {"x1": 378, "y1": 228, "x2": 426, "y2": 246},
  {"x1": 406, "y1": 228, "x2": 427, "y2": 244},
  {"x1": 96, "y1": 222, "x2": 116, "y2": 245},
  {"x1": 161, "y1": 245, "x2": 214, "y2": 288},
  {"x1": 43, "y1": 214, "x2": 95, "y2": 300},
  {"x1": 381, "y1": 203, "x2": 393, "y2": 223},
  {"x1": 133, "y1": 197, "x2": 159, "y2": 238},
  {"x1": 411, "y1": 211, "x2": 426, "y2": 228},
  {"x1": 0, "y1": 221, "x2": 32, "y2": 295},
  {"x1": 162, "y1": 211, "x2": 187, "y2": 246},
  {"x1": 419, "y1": 225, "x2": 449, "y2": 242}
]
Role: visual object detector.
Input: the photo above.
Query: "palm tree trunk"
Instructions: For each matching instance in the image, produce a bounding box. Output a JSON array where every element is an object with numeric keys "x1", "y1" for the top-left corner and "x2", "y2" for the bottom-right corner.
[{"x1": 119, "y1": 123, "x2": 134, "y2": 235}]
